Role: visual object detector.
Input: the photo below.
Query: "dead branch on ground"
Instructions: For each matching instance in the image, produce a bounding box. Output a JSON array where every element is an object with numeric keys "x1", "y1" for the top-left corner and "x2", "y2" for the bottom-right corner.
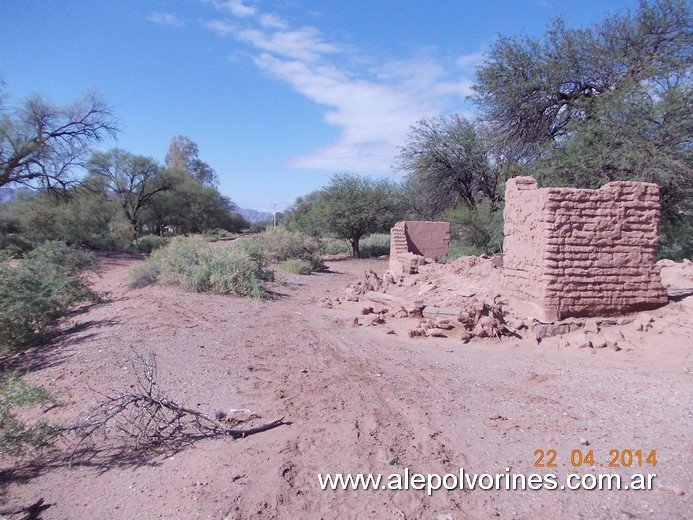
[{"x1": 60, "y1": 352, "x2": 287, "y2": 461}]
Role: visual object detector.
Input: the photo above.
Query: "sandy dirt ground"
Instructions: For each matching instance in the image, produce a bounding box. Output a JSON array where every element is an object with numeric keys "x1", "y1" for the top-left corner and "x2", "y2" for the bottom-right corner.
[{"x1": 1, "y1": 252, "x2": 691, "y2": 519}]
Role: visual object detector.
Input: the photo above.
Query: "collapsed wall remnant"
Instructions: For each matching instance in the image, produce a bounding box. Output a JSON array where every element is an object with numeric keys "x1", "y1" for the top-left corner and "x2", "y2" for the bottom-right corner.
[
  {"x1": 503, "y1": 177, "x2": 668, "y2": 322},
  {"x1": 389, "y1": 221, "x2": 450, "y2": 275}
]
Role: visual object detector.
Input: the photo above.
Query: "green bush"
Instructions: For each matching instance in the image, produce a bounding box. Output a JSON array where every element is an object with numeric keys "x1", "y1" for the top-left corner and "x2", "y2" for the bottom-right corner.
[
  {"x1": 358, "y1": 233, "x2": 391, "y2": 258},
  {"x1": 129, "y1": 236, "x2": 273, "y2": 298},
  {"x1": 133, "y1": 235, "x2": 170, "y2": 254},
  {"x1": 443, "y1": 239, "x2": 488, "y2": 261},
  {"x1": 256, "y1": 228, "x2": 324, "y2": 271},
  {"x1": 0, "y1": 233, "x2": 35, "y2": 259},
  {"x1": 322, "y1": 238, "x2": 351, "y2": 255},
  {"x1": 444, "y1": 200, "x2": 504, "y2": 257},
  {"x1": 249, "y1": 220, "x2": 273, "y2": 233},
  {"x1": 203, "y1": 228, "x2": 234, "y2": 242},
  {"x1": 656, "y1": 219, "x2": 692, "y2": 261},
  {"x1": 0, "y1": 242, "x2": 99, "y2": 355},
  {"x1": 279, "y1": 259, "x2": 313, "y2": 275},
  {"x1": 0, "y1": 371, "x2": 54, "y2": 455},
  {"x1": 128, "y1": 260, "x2": 161, "y2": 289}
]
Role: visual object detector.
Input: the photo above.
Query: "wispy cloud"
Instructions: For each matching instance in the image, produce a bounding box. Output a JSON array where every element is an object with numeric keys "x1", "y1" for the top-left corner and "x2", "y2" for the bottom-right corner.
[
  {"x1": 456, "y1": 52, "x2": 485, "y2": 72},
  {"x1": 148, "y1": 12, "x2": 184, "y2": 27},
  {"x1": 213, "y1": 0, "x2": 256, "y2": 18},
  {"x1": 204, "y1": 1, "x2": 476, "y2": 174},
  {"x1": 206, "y1": 19, "x2": 234, "y2": 37},
  {"x1": 236, "y1": 27, "x2": 338, "y2": 62}
]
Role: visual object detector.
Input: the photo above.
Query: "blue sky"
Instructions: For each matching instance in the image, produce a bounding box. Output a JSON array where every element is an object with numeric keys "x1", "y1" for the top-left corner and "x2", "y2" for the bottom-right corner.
[{"x1": 1, "y1": 0, "x2": 640, "y2": 212}]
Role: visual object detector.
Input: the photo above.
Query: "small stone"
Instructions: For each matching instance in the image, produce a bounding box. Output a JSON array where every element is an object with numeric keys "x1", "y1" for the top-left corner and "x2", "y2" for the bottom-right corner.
[
  {"x1": 408, "y1": 328, "x2": 425, "y2": 338},
  {"x1": 592, "y1": 337, "x2": 608, "y2": 349},
  {"x1": 584, "y1": 319, "x2": 600, "y2": 334},
  {"x1": 360, "y1": 306, "x2": 373, "y2": 315},
  {"x1": 350, "y1": 317, "x2": 359, "y2": 327},
  {"x1": 579, "y1": 437, "x2": 590, "y2": 446},
  {"x1": 656, "y1": 484, "x2": 685, "y2": 496},
  {"x1": 386, "y1": 329, "x2": 396, "y2": 335},
  {"x1": 576, "y1": 333, "x2": 593, "y2": 349}
]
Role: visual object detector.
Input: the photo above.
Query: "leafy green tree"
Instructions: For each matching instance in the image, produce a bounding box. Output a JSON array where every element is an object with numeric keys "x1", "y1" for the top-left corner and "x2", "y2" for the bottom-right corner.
[
  {"x1": 282, "y1": 191, "x2": 326, "y2": 237},
  {"x1": 0, "y1": 90, "x2": 117, "y2": 191},
  {"x1": 472, "y1": 0, "x2": 692, "y2": 257},
  {"x1": 473, "y1": 0, "x2": 691, "y2": 161},
  {"x1": 396, "y1": 115, "x2": 501, "y2": 219},
  {"x1": 165, "y1": 135, "x2": 219, "y2": 187},
  {"x1": 87, "y1": 149, "x2": 173, "y2": 236},
  {"x1": 4, "y1": 184, "x2": 133, "y2": 251},
  {"x1": 290, "y1": 174, "x2": 403, "y2": 258},
  {"x1": 145, "y1": 173, "x2": 248, "y2": 234}
]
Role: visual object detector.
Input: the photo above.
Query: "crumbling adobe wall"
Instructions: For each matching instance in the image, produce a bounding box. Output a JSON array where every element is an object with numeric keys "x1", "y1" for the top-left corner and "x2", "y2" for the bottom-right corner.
[
  {"x1": 503, "y1": 177, "x2": 668, "y2": 321},
  {"x1": 389, "y1": 221, "x2": 450, "y2": 275}
]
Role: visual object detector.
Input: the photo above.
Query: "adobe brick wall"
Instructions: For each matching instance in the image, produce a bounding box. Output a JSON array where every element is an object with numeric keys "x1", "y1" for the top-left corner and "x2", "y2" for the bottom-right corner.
[
  {"x1": 389, "y1": 221, "x2": 450, "y2": 275},
  {"x1": 503, "y1": 177, "x2": 668, "y2": 321}
]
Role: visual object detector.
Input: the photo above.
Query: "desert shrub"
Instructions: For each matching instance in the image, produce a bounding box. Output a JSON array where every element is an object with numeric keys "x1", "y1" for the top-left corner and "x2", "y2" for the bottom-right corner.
[
  {"x1": 255, "y1": 228, "x2": 324, "y2": 271},
  {"x1": 128, "y1": 261, "x2": 162, "y2": 289},
  {"x1": 203, "y1": 228, "x2": 234, "y2": 241},
  {"x1": 358, "y1": 233, "x2": 390, "y2": 258},
  {"x1": 0, "y1": 371, "x2": 54, "y2": 455},
  {"x1": 249, "y1": 220, "x2": 273, "y2": 233},
  {"x1": 0, "y1": 233, "x2": 35, "y2": 259},
  {"x1": 656, "y1": 219, "x2": 692, "y2": 261},
  {"x1": 443, "y1": 239, "x2": 485, "y2": 261},
  {"x1": 322, "y1": 238, "x2": 351, "y2": 255},
  {"x1": 133, "y1": 235, "x2": 170, "y2": 254},
  {"x1": 0, "y1": 242, "x2": 99, "y2": 354},
  {"x1": 444, "y1": 200, "x2": 504, "y2": 257},
  {"x1": 129, "y1": 236, "x2": 272, "y2": 298},
  {"x1": 279, "y1": 259, "x2": 313, "y2": 275},
  {"x1": 11, "y1": 191, "x2": 134, "y2": 252}
]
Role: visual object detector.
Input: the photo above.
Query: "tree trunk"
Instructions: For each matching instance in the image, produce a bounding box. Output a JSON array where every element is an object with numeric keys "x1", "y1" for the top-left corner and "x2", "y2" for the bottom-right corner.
[{"x1": 350, "y1": 237, "x2": 361, "y2": 258}]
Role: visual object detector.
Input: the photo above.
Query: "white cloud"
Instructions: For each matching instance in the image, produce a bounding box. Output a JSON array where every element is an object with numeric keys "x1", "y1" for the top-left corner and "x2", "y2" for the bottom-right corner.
[
  {"x1": 456, "y1": 52, "x2": 485, "y2": 72},
  {"x1": 204, "y1": 3, "x2": 476, "y2": 173},
  {"x1": 148, "y1": 12, "x2": 183, "y2": 27},
  {"x1": 258, "y1": 13, "x2": 288, "y2": 30},
  {"x1": 237, "y1": 26, "x2": 338, "y2": 62},
  {"x1": 206, "y1": 19, "x2": 234, "y2": 37},
  {"x1": 213, "y1": 0, "x2": 256, "y2": 18}
]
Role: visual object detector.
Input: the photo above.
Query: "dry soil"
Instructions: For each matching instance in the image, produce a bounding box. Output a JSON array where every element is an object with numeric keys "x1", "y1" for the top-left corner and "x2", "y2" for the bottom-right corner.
[{"x1": 1, "y1": 253, "x2": 691, "y2": 519}]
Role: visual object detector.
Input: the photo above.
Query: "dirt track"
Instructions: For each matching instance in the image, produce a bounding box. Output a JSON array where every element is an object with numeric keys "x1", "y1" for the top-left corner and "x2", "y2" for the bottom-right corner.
[{"x1": 1, "y1": 254, "x2": 691, "y2": 519}]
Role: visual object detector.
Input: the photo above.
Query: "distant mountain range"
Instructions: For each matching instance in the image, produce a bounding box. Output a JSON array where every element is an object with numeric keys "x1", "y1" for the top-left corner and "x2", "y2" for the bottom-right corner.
[
  {"x1": 231, "y1": 203, "x2": 273, "y2": 224},
  {"x1": 0, "y1": 187, "x2": 274, "y2": 224}
]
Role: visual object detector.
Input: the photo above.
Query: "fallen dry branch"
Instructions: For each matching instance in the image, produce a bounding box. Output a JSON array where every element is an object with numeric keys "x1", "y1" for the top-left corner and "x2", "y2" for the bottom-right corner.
[{"x1": 60, "y1": 352, "x2": 287, "y2": 461}]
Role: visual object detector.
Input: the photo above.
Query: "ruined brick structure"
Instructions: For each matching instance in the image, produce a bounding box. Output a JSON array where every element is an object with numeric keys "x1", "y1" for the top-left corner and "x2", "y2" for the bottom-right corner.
[
  {"x1": 389, "y1": 221, "x2": 450, "y2": 275},
  {"x1": 503, "y1": 177, "x2": 668, "y2": 321}
]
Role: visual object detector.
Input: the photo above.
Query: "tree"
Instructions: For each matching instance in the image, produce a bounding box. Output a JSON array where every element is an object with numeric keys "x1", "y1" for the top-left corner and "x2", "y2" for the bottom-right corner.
[
  {"x1": 87, "y1": 149, "x2": 172, "y2": 236},
  {"x1": 395, "y1": 115, "x2": 500, "y2": 218},
  {"x1": 165, "y1": 135, "x2": 219, "y2": 187},
  {"x1": 282, "y1": 191, "x2": 326, "y2": 237},
  {"x1": 472, "y1": 0, "x2": 692, "y2": 256},
  {"x1": 0, "y1": 91, "x2": 118, "y2": 191},
  {"x1": 472, "y1": 1, "x2": 691, "y2": 171},
  {"x1": 293, "y1": 174, "x2": 403, "y2": 258},
  {"x1": 473, "y1": 0, "x2": 691, "y2": 160}
]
